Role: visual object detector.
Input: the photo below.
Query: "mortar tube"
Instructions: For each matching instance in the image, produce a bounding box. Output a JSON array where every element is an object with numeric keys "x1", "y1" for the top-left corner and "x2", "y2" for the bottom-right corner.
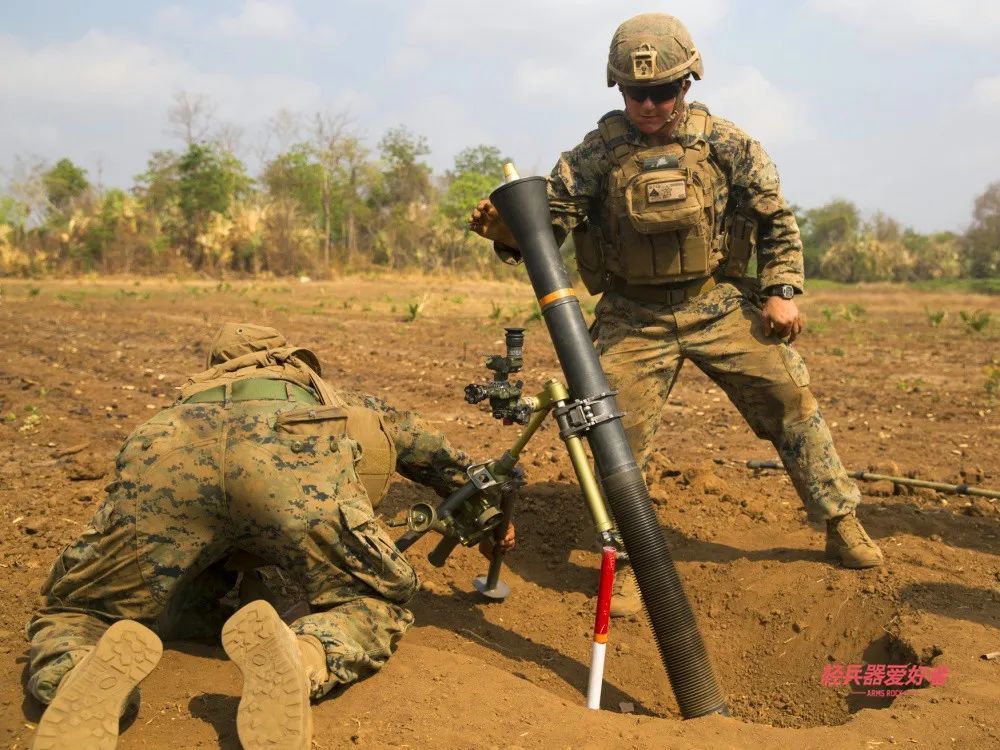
[{"x1": 490, "y1": 173, "x2": 727, "y2": 719}]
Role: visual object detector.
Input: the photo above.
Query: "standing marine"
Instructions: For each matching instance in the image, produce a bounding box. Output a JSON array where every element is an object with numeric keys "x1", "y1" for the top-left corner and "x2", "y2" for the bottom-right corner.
[
  {"x1": 24, "y1": 323, "x2": 510, "y2": 750},
  {"x1": 470, "y1": 12, "x2": 883, "y2": 617}
]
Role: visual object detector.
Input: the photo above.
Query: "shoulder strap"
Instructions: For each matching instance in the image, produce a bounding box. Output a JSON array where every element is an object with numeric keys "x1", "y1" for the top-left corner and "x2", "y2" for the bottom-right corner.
[
  {"x1": 597, "y1": 111, "x2": 640, "y2": 180},
  {"x1": 686, "y1": 104, "x2": 713, "y2": 140},
  {"x1": 679, "y1": 103, "x2": 714, "y2": 166}
]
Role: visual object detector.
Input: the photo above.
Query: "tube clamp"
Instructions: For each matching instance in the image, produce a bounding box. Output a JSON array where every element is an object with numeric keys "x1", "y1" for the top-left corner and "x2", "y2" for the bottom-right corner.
[
  {"x1": 554, "y1": 391, "x2": 624, "y2": 439},
  {"x1": 467, "y1": 463, "x2": 499, "y2": 489}
]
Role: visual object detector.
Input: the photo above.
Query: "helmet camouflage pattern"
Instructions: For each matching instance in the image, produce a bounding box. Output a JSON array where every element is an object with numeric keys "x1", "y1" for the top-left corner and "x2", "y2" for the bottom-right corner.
[{"x1": 607, "y1": 13, "x2": 704, "y2": 87}]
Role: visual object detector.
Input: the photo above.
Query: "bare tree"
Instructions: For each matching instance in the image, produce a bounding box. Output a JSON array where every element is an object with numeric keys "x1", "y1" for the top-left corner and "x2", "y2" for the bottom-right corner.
[
  {"x1": 251, "y1": 108, "x2": 304, "y2": 171},
  {"x1": 7, "y1": 156, "x2": 51, "y2": 226},
  {"x1": 268, "y1": 109, "x2": 303, "y2": 153},
  {"x1": 212, "y1": 122, "x2": 245, "y2": 158},
  {"x1": 167, "y1": 91, "x2": 217, "y2": 145}
]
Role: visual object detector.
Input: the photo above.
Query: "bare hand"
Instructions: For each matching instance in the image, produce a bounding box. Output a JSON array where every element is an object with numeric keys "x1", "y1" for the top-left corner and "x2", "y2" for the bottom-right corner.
[
  {"x1": 468, "y1": 199, "x2": 517, "y2": 247},
  {"x1": 761, "y1": 296, "x2": 804, "y2": 342},
  {"x1": 478, "y1": 520, "x2": 516, "y2": 561}
]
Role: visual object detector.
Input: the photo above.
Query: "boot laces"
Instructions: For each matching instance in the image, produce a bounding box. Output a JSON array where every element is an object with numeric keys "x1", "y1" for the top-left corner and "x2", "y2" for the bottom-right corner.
[
  {"x1": 835, "y1": 514, "x2": 870, "y2": 548},
  {"x1": 613, "y1": 565, "x2": 637, "y2": 595}
]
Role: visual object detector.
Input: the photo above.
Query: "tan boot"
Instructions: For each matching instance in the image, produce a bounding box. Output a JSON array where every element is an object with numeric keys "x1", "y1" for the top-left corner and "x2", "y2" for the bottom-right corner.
[
  {"x1": 222, "y1": 600, "x2": 312, "y2": 750},
  {"x1": 826, "y1": 511, "x2": 884, "y2": 569},
  {"x1": 295, "y1": 634, "x2": 328, "y2": 695},
  {"x1": 610, "y1": 563, "x2": 643, "y2": 618},
  {"x1": 31, "y1": 620, "x2": 162, "y2": 750}
]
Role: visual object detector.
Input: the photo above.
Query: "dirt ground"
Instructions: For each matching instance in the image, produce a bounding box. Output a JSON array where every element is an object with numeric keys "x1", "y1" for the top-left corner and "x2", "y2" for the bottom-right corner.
[{"x1": 0, "y1": 275, "x2": 997, "y2": 749}]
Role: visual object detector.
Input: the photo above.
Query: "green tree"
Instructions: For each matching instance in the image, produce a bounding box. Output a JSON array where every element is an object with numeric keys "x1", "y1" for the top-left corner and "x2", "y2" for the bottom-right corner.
[
  {"x1": 800, "y1": 199, "x2": 860, "y2": 277},
  {"x1": 262, "y1": 146, "x2": 324, "y2": 217},
  {"x1": 331, "y1": 135, "x2": 375, "y2": 262},
  {"x1": 903, "y1": 230, "x2": 961, "y2": 279},
  {"x1": 439, "y1": 145, "x2": 511, "y2": 231},
  {"x1": 869, "y1": 211, "x2": 902, "y2": 242},
  {"x1": 177, "y1": 143, "x2": 249, "y2": 224},
  {"x1": 136, "y1": 142, "x2": 251, "y2": 270},
  {"x1": 0, "y1": 196, "x2": 28, "y2": 230},
  {"x1": 449, "y1": 145, "x2": 508, "y2": 181},
  {"x1": 439, "y1": 171, "x2": 494, "y2": 230},
  {"x1": 377, "y1": 126, "x2": 432, "y2": 207},
  {"x1": 135, "y1": 150, "x2": 181, "y2": 214},
  {"x1": 43, "y1": 158, "x2": 89, "y2": 215},
  {"x1": 431, "y1": 144, "x2": 511, "y2": 269},
  {"x1": 309, "y1": 115, "x2": 372, "y2": 269},
  {"x1": 820, "y1": 234, "x2": 909, "y2": 282},
  {"x1": 963, "y1": 182, "x2": 1000, "y2": 278},
  {"x1": 369, "y1": 127, "x2": 434, "y2": 268}
]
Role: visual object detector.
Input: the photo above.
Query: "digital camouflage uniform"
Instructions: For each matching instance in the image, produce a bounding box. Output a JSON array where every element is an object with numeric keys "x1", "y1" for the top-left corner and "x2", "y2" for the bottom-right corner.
[
  {"x1": 540, "y1": 106, "x2": 862, "y2": 523},
  {"x1": 481, "y1": 10, "x2": 878, "y2": 622},
  {"x1": 26, "y1": 324, "x2": 472, "y2": 707}
]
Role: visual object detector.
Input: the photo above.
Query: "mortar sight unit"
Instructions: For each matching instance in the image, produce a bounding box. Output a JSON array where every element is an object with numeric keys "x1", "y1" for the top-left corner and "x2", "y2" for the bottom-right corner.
[{"x1": 463, "y1": 327, "x2": 531, "y2": 425}]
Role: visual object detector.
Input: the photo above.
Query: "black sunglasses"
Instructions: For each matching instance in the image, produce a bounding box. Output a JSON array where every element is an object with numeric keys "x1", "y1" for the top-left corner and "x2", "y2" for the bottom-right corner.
[{"x1": 623, "y1": 81, "x2": 683, "y2": 105}]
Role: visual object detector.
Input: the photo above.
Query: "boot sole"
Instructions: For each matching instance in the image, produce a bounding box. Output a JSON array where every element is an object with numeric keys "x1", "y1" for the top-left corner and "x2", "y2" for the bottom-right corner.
[
  {"x1": 222, "y1": 600, "x2": 312, "y2": 750},
  {"x1": 839, "y1": 554, "x2": 884, "y2": 569},
  {"x1": 31, "y1": 620, "x2": 162, "y2": 750}
]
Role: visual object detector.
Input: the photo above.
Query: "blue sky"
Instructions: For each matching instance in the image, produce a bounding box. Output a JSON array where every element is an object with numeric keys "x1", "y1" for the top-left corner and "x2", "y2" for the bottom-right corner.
[{"x1": 1, "y1": 0, "x2": 997, "y2": 233}]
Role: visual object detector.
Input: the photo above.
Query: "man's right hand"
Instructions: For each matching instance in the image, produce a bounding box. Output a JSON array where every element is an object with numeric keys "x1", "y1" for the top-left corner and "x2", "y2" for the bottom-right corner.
[
  {"x1": 478, "y1": 520, "x2": 516, "y2": 561},
  {"x1": 468, "y1": 199, "x2": 517, "y2": 248}
]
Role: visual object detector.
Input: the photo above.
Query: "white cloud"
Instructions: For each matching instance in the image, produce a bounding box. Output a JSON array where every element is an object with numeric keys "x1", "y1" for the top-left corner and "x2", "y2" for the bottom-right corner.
[
  {"x1": 0, "y1": 31, "x2": 321, "y2": 118},
  {"x1": 972, "y1": 76, "x2": 1000, "y2": 111},
  {"x1": 0, "y1": 30, "x2": 324, "y2": 186},
  {"x1": 405, "y1": 2, "x2": 732, "y2": 110},
  {"x1": 697, "y1": 65, "x2": 813, "y2": 146},
  {"x1": 407, "y1": 1, "x2": 728, "y2": 48},
  {"x1": 397, "y1": 1, "x2": 736, "y2": 175},
  {"x1": 219, "y1": 0, "x2": 305, "y2": 41},
  {"x1": 406, "y1": 0, "x2": 729, "y2": 57},
  {"x1": 386, "y1": 46, "x2": 433, "y2": 79},
  {"x1": 808, "y1": 0, "x2": 1000, "y2": 44},
  {"x1": 0, "y1": 31, "x2": 187, "y2": 108},
  {"x1": 377, "y1": 93, "x2": 495, "y2": 172},
  {"x1": 153, "y1": 4, "x2": 196, "y2": 32},
  {"x1": 329, "y1": 89, "x2": 376, "y2": 122}
]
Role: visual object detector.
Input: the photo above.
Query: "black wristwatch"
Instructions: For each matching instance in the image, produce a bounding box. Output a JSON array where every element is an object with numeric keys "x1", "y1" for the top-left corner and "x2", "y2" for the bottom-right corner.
[{"x1": 765, "y1": 284, "x2": 796, "y2": 300}]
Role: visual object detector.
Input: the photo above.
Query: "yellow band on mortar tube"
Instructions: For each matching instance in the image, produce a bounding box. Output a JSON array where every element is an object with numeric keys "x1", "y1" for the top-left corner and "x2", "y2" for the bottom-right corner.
[{"x1": 538, "y1": 288, "x2": 576, "y2": 310}]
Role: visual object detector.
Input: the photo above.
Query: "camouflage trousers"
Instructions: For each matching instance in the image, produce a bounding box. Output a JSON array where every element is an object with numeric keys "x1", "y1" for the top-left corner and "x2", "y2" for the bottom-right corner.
[
  {"x1": 592, "y1": 281, "x2": 859, "y2": 521},
  {"x1": 26, "y1": 400, "x2": 418, "y2": 704}
]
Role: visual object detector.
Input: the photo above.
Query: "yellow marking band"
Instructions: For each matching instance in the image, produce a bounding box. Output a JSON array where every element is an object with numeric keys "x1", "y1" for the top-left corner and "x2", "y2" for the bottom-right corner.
[
  {"x1": 538, "y1": 288, "x2": 576, "y2": 310},
  {"x1": 594, "y1": 633, "x2": 608, "y2": 644}
]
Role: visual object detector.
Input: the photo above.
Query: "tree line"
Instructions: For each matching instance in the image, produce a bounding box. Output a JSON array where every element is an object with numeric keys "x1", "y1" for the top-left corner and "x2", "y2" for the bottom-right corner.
[
  {"x1": 796, "y1": 197, "x2": 997, "y2": 283},
  {"x1": 0, "y1": 97, "x2": 997, "y2": 282}
]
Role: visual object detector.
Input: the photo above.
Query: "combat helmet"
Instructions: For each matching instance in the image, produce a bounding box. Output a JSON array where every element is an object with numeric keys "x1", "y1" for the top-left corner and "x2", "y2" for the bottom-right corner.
[{"x1": 607, "y1": 13, "x2": 703, "y2": 88}]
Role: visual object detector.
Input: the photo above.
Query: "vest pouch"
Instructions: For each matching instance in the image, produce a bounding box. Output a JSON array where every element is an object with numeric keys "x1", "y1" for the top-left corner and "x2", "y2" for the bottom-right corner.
[
  {"x1": 342, "y1": 406, "x2": 397, "y2": 507},
  {"x1": 613, "y1": 165, "x2": 713, "y2": 281},
  {"x1": 571, "y1": 223, "x2": 608, "y2": 295},
  {"x1": 624, "y1": 167, "x2": 704, "y2": 235},
  {"x1": 721, "y1": 209, "x2": 757, "y2": 278},
  {"x1": 274, "y1": 405, "x2": 348, "y2": 437}
]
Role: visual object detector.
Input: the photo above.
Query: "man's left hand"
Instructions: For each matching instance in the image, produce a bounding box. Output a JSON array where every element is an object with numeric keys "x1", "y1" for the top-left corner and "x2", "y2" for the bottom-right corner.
[{"x1": 761, "y1": 296, "x2": 804, "y2": 342}]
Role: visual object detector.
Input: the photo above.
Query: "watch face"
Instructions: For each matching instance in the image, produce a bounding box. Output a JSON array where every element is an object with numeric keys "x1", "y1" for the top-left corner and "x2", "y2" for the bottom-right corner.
[{"x1": 769, "y1": 285, "x2": 794, "y2": 299}]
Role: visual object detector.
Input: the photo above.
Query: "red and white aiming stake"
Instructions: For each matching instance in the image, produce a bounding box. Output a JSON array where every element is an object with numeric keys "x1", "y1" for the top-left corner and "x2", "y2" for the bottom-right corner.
[{"x1": 587, "y1": 546, "x2": 617, "y2": 709}]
